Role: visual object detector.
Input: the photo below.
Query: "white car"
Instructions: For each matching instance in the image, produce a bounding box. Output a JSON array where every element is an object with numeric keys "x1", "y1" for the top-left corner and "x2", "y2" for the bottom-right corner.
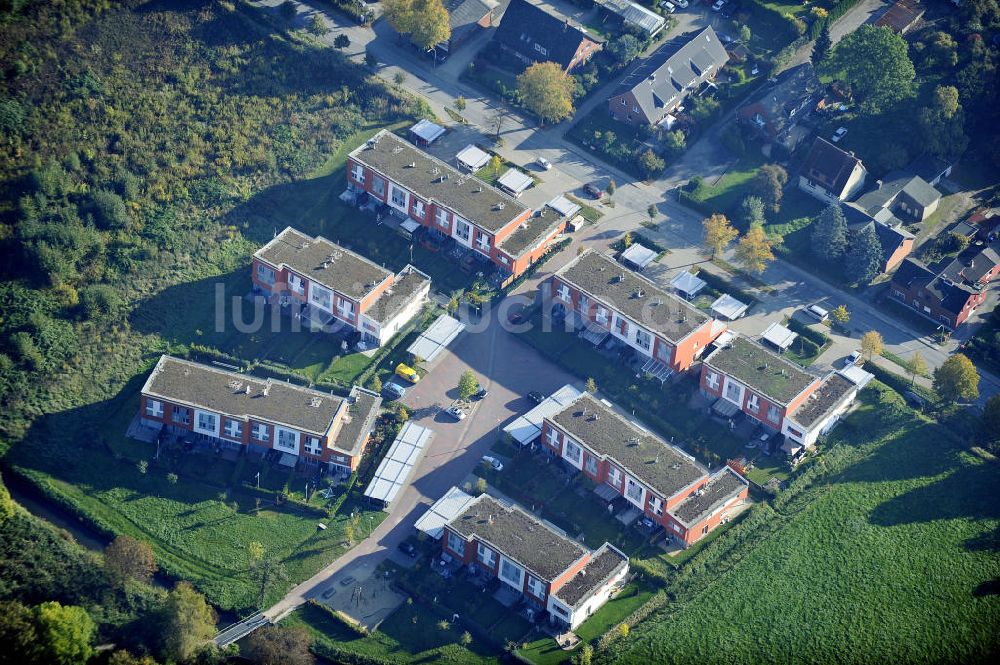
[
  {"x1": 482, "y1": 455, "x2": 503, "y2": 472},
  {"x1": 675, "y1": 0, "x2": 689, "y2": 7},
  {"x1": 843, "y1": 351, "x2": 862, "y2": 368},
  {"x1": 662, "y1": 1, "x2": 676, "y2": 12},
  {"x1": 712, "y1": 0, "x2": 725, "y2": 11},
  {"x1": 832, "y1": 127, "x2": 848, "y2": 142},
  {"x1": 536, "y1": 156, "x2": 552, "y2": 171},
  {"x1": 445, "y1": 406, "x2": 466, "y2": 420}
]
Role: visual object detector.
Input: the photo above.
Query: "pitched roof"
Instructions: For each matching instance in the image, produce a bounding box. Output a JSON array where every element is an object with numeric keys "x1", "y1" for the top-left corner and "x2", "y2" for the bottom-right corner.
[
  {"x1": 493, "y1": 0, "x2": 600, "y2": 69},
  {"x1": 854, "y1": 173, "x2": 941, "y2": 216},
  {"x1": 256, "y1": 227, "x2": 392, "y2": 301},
  {"x1": 613, "y1": 27, "x2": 729, "y2": 124},
  {"x1": 142, "y1": 356, "x2": 346, "y2": 436},
  {"x1": 445, "y1": 0, "x2": 492, "y2": 31},
  {"x1": 549, "y1": 394, "x2": 707, "y2": 500},
  {"x1": 551, "y1": 544, "x2": 628, "y2": 608},
  {"x1": 703, "y1": 335, "x2": 818, "y2": 406},
  {"x1": 555, "y1": 250, "x2": 709, "y2": 343},
  {"x1": 874, "y1": 0, "x2": 925, "y2": 33},
  {"x1": 737, "y1": 63, "x2": 819, "y2": 139},
  {"x1": 801, "y1": 137, "x2": 864, "y2": 198},
  {"x1": 349, "y1": 130, "x2": 528, "y2": 233},
  {"x1": 893, "y1": 257, "x2": 936, "y2": 288},
  {"x1": 447, "y1": 495, "x2": 588, "y2": 582},
  {"x1": 593, "y1": 0, "x2": 666, "y2": 36}
]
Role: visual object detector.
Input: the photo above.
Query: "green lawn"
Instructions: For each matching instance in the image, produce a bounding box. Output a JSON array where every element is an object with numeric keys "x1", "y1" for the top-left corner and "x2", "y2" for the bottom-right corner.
[
  {"x1": 284, "y1": 601, "x2": 499, "y2": 664},
  {"x1": 606, "y1": 385, "x2": 1000, "y2": 663},
  {"x1": 686, "y1": 154, "x2": 765, "y2": 216},
  {"x1": 565, "y1": 107, "x2": 649, "y2": 178}
]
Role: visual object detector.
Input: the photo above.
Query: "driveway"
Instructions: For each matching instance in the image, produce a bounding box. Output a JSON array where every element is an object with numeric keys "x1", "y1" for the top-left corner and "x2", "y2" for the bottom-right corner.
[{"x1": 265, "y1": 304, "x2": 577, "y2": 623}]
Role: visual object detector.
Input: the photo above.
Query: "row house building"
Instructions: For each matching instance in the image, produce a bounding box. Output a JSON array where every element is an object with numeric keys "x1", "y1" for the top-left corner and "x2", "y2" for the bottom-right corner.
[
  {"x1": 548, "y1": 250, "x2": 728, "y2": 374},
  {"x1": 541, "y1": 393, "x2": 749, "y2": 547},
  {"x1": 441, "y1": 494, "x2": 629, "y2": 629},
  {"x1": 346, "y1": 130, "x2": 568, "y2": 279},
  {"x1": 700, "y1": 335, "x2": 868, "y2": 450},
  {"x1": 251, "y1": 227, "x2": 431, "y2": 348},
  {"x1": 139, "y1": 356, "x2": 382, "y2": 474}
]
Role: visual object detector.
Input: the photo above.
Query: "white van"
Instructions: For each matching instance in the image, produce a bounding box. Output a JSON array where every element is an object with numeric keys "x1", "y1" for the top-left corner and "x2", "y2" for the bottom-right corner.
[{"x1": 805, "y1": 304, "x2": 829, "y2": 322}]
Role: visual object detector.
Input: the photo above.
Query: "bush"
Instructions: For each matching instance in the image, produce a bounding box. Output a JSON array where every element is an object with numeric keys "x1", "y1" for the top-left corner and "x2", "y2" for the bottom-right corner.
[
  {"x1": 78, "y1": 284, "x2": 123, "y2": 321},
  {"x1": 785, "y1": 318, "x2": 829, "y2": 347}
]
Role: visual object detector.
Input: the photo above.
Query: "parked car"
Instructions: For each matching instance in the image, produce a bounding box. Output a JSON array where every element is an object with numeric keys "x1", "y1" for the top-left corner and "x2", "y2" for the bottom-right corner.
[
  {"x1": 482, "y1": 455, "x2": 504, "y2": 472},
  {"x1": 805, "y1": 304, "x2": 830, "y2": 322},
  {"x1": 904, "y1": 390, "x2": 927, "y2": 408},
  {"x1": 843, "y1": 351, "x2": 862, "y2": 367},
  {"x1": 712, "y1": 0, "x2": 725, "y2": 11},
  {"x1": 584, "y1": 181, "x2": 605, "y2": 199},
  {"x1": 662, "y1": 1, "x2": 676, "y2": 12},
  {"x1": 397, "y1": 542, "x2": 417, "y2": 558},
  {"x1": 471, "y1": 387, "x2": 489, "y2": 401},
  {"x1": 339, "y1": 575, "x2": 356, "y2": 587},
  {"x1": 383, "y1": 382, "x2": 407, "y2": 400},
  {"x1": 527, "y1": 391, "x2": 545, "y2": 404},
  {"x1": 445, "y1": 405, "x2": 466, "y2": 420},
  {"x1": 536, "y1": 156, "x2": 552, "y2": 171},
  {"x1": 395, "y1": 362, "x2": 420, "y2": 383},
  {"x1": 832, "y1": 126, "x2": 848, "y2": 142},
  {"x1": 675, "y1": 0, "x2": 689, "y2": 7}
]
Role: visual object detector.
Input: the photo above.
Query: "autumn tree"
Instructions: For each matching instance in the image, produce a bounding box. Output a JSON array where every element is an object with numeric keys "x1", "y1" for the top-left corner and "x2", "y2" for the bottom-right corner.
[
  {"x1": 637, "y1": 149, "x2": 665, "y2": 178},
  {"x1": 811, "y1": 205, "x2": 848, "y2": 262},
  {"x1": 517, "y1": 62, "x2": 575, "y2": 124},
  {"x1": 750, "y1": 164, "x2": 788, "y2": 213},
  {"x1": 585, "y1": 377, "x2": 597, "y2": 393},
  {"x1": 845, "y1": 224, "x2": 882, "y2": 284},
  {"x1": 933, "y1": 354, "x2": 980, "y2": 404},
  {"x1": 860, "y1": 330, "x2": 884, "y2": 361},
  {"x1": 831, "y1": 305, "x2": 850, "y2": 325},
  {"x1": 249, "y1": 555, "x2": 288, "y2": 610},
  {"x1": 383, "y1": 0, "x2": 416, "y2": 36},
  {"x1": 832, "y1": 25, "x2": 915, "y2": 114},
  {"x1": 703, "y1": 214, "x2": 739, "y2": 258},
  {"x1": 246, "y1": 625, "x2": 315, "y2": 665},
  {"x1": 458, "y1": 370, "x2": 479, "y2": 399},
  {"x1": 410, "y1": 0, "x2": 451, "y2": 52},
  {"x1": 105, "y1": 535, "x2": 157, "y2": 585},
  {"x1": 905, "y1": 352, "x2": 928, "y2": 385},
  {"x1": 735, "y1": 224, "x2": 775, "y2": 274},
  {"x1": 159, "y1": 582, "x2": 218, "y2": 663}
]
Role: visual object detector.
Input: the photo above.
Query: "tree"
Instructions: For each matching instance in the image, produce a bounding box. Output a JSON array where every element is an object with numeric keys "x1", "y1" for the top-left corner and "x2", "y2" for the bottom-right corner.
[
  {"x1": 89, "y1": 189, "x2": 130, "y2": 230},
  {"x1": 458, "y1": 370, "x2": 479, "y2": 399},
  {"x1": 905, "y1": 352, "x2": 928, "y2": 385},
  {"x1": 104, "y1": 535, "x2": 157, "y2": 585},
  {"x1": 702, "y1": 214, "x2": 739, "y2": 258},
  {"x1": 460, "y1": 630, "x2": 472, "y2": 646},
  {"x1": 307, "y1": 14, "x2": 327, "y2": 36},
  {"x1": 662, "y1": 130, "x2": 686, "y2": 158},
  {"x1": 409, "y1": 0, "x2": 451, "y2": 52},
  {"x1": 34, "y1": 601, "x2": 95, "y2": 665},
  {"x1": 585, "y1": 377, "x2": 597, "y2": 393},
  {"x1": 0, "y1": 600, "x2": 38, "y2": 664},
  {"x1": 860, "y1": 330, "x2": 884, "y2": 361},
  {"x1": 159, "y1": 582, "x2": 218, "y2": 663},
  {"x1": 933, "y1": 354, "x2": 980, "y2": 404},
  {"x1": 367, "y1": 374, "x2": 382, "y2": 393},
  {"x1": 607, "y1": 179, "x2": 617, "y2": 197},
  {"x1": 248, "y1": 541, "x2": 265, "y2": 564},
  {"x1": 739, "y1": 195, "x2": 766, "y2": 228},
  {"x1": 0, "y1": 473, "x2": 14, "y2": 523},
  {"x1": 832, "y1": 25, "x2": 915, "y2": 114},
  {"x1": 578, "y1": 643, "x2": 594, "y2": 665},
  {"x1": 830, "y1": 305, "x2": 850, "y2": 325},
  {"x1": 607, "y1": 34, "x2": 643, "y2": 65},
  {"x1": 623, "y1": 231, "x2": 633, "y2": 249},
  {"x1": 333, "y1": 34, "x2": 351, "y2": 49},
  {"x1": 844, "y1": 224, "x2": 882, "y2": 284},
  {"x1": 249, "y1": 556, "x2": 288, "y2": 610},
  {"x1": 517, "y1": 62, "x2": 575, "y2": 125},
  {"x1": 981, "y1": 394, "x2": 1000, "y2": 441},
  {"x1": 246, "y1": 625, "x2": 314, "y2": 665},
  {"x1": 918, "y1": 85, "x2": 969, "y2": 158},
  {"x1": 647, "y1": 204, "x2": 657, "y2": 222},
  {"x1": 79, "y1": 284, "x2": 123, "y2": 320},
  {"x1": 812, "y1": 21, "x2": 832, "y2": 67},
  {"x1": 383, "y1": 0, "x2": 416, "y2": 36},
  {"x1": 364, "y1": 51, "x2": 377, "y2": 68},
  {"x1": 637, "y1": 149, "x2": 665, "y2": 178},
  {"x1": 750, "y1": 164, "x2": 788, "y2": 213},
  {"x1": 489, "y1": 154, "x2": 503, "y2": 178},
  {"x1": 166, "y1": 472, "x2": 178, "y2": 484},
  {"x1": 107, "y1": 650, "x2": 159, "y2": 665},
  {"x1": 811, "y1": 205, "x2": 849, "y2": 262},
  {"x1": 739, "y1": 24, "x2": 752, "y2": 44},
  {"x1": 455, "y1": 96, "x2": 466, "y2": 112},
  {"x1": 475, "y1": 477, "x2": 487, "y2": 495},
  {"x1": 735, "y1": 225, "x2": 775, "y2": 274}
]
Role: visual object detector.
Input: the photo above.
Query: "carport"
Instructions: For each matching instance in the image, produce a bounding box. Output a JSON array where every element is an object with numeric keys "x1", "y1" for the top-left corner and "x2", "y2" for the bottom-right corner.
[
  {"x1": 455, "y1": 144, "x2": 490, "y2": 171},
  {"x1": 414, "y1": 486, "x2": 475, "y2": 540},
  {"x1": 711, "y1": 294, "x2": 749, "y2": 320},
  {"x1": 497, "y1": 168, "x2": 532, "y2": 197},
  {"x1": 363, "y1": 423, "x2": 432, "y2": 510},
  {"x1": 761, "y1": 322, "x2": 797, "y2": 353},
  {"x1": 407, "y1": 315, "x2": 466, "y2": 365},
  {"x1": 503, "y1": 384, "x2": 583, "y2": 446},
  {"x1": 409, "y1": 119, "x2": 445, "y2": 146},
  {"x1": 620, "y1": 243, "x2": 657, "y2": 271},
  {"x1": 670, "y1": 270, "x2": 707, "y2": 300}
]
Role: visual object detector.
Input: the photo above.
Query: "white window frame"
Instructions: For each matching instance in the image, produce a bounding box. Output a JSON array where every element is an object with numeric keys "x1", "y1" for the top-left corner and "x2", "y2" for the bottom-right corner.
[
  {"x1": 223, "y1": 419, "x2": 243, "y2": 440},
  {"x1": 435, "y1": 208, "x2": 449, "y2": 227},
  {"x1": 476, "y1": 233, "x2": 490, "y2": 251},
  {"x1": 608, "y1": 466, "x2": 622, "y2": 487},
  {"x1": 705, "y1": 370, "x2": 720, "y2": 391},
  {"x1": 372, "y1": 175, "x2": 385, "y2": 196},
  {"x1": 145, "y1": 399, "x2": 163, "y2": 418},
  {"x1": 499, "y1": 557, "x2": 524, "y2": 589},
  {"x1": 596, "y1": 307, "x2": 609, "y2": 325},
  {"x1": 556, "y1": 284, "x2": 571, "y2": 301},
  {"x1": 304, "y1": 436, "x2": 322, "y2": 455},
  {"x1": 337, "y1": 297, "x2": 356, "y2": 319},
  {"x1": 651, "y1": 496, "x2": 664, "y2": 516},
  {"x1": 252, "y1": 423, "x2": 270, "y2": 442},
  {"x1": 351, "y1": 163, "x2": 364, "y2": 182},
  {"x1": 194, "y1": 410, "x2": 219, "y2": 437},
  {"x1": 477, "y1": 542, "x2": 496, "y2": 568},
  {"x1": 309, "y1": 283, "x2": 333, "y2": 312},
  {"x1": 625, "y1": 477, "x2": 644, "y2": 506},
  {"x1": 275, "y1": 426, "x2": 300, "y2": 454},
  {"x1": 563, "y1": 439, "x2": 582, "y2": 466},
  {"x1": 635, "y1": 328, "x2": 652, "y2": 351},
  {"x1": 389, "y1": 185, "x2": 408, "y2": 211},
  {"x1": 527, "y1": 575, "x2": 545, "y2": 598},
  {"x1": 578, "y1": 294, "x2": 589, "y2": 313},
  {"x1": 534, "y1": 43, "x2": 548, "y2": 57},
  {"x1": 454, "y1": 218, "x2": 472, "y2": 245},
  {"x1": 747, "y1": 393, "x2": 760, "y2": 414},
  {"x1": 499, "y1": 254, "x2": 510, "y2": 265},
  {"x1": 584, "y1": 455, "x2": 598, "y2": 476},
  {"x1": 545, "y1": 427, "x2": 559, "y2": 447},
  {"x1": 256, "y1": 262, "x2": 276, "y2": 285},
  {"x1": 413, "y1": 200, "x2": 425, "y2": 218},
  {"x1": 447, "y1": 530, "x2": 465, "y2": 556},
  {"x1": 288, "y1": 272, "x2": 305, "y2": 296},
  {"x1": 767, "y1": 404, "x2": 781, "y2": 424},
  {"x1": 172, "y1": 405, "x2": 190, "y2": 425}
]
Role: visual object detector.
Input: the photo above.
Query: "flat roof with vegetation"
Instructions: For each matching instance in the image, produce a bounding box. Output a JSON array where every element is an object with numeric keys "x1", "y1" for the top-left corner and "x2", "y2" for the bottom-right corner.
[
  {"x1": 671, "y1": 468, "x2": 746, "y2": 527},
  {"x1": 704, "y1": 335, "x2": 817, "y2": 406},
  {"x1": 552, "y1": 544, "x2": 628, "y2": 608}
]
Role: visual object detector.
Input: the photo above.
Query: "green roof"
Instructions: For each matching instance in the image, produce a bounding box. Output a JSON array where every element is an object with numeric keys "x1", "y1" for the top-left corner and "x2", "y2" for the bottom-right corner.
[{"x1": 704, "y1": 336, "x2": 817, "y2": 406}]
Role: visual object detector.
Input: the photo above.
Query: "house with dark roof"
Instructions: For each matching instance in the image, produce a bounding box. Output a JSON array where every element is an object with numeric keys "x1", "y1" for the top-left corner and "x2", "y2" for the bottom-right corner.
[
  {"x1": 491, "y1": 0, "x2": 602, "y2": 73},
  {"x1": 853, "y1": 171, "x2": 943, "y2": 223},
  {"x1": 138, "y1": 356, "x2": 382, "y2": 473},
  {"x1": 608, "y1": 27, "x2": 729, "y2": 128},
  {"x1": 737, "y1": 63, "x2": 819, "y2": 151},
  {"x1": 441, "y1": 494, "x2": 629, "y2": 628},
  {"x1": 540, "y1": 394, "x2": 749, "y2": 547},
  {"x1": 346, "y1": 130, "x2": 568, "y2": 280},
  {"x1": 889, "y1": 240, "x2": 1000, "y2": 329},
  {"x1": 440, "y1": 0, "x2": 496, "y2": 53},
  {"x1": 874, "y1": 0, "x2": 925, "y2": 34},
  {"x1": 252, "y1": 227, "x2": 431, "y2": 347},
  {"x1": 548, "y1": 250, "x2": 728, "y2": 375},
  {"x1": 798, "y1": 137, "x2": 868, "y2": 204},
  {"x1": 700, "y1": 335, "x2": 868, "y2": 449},
  {"x1": 841, "y1": 203, "x2": 915, "y2": 273}
]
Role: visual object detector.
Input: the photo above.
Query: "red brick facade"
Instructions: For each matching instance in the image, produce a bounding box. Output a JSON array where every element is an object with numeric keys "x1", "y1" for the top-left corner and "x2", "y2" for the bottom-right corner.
[{"x1": 698, "y1": 364, "x2": 821, "y2": 433}]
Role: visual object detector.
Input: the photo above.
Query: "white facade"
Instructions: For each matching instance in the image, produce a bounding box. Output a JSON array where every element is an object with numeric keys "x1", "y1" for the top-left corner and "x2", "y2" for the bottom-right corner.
[
  {"x1": 359, "y1": 279, "x2": 430, "y2": 346},
  {"x1": 548, "y1": 559, "x2": 629, "y2": 629},
  {"x1": 797, "y1": 162, "x2": 867, "y2": 204},
  {"x1": 782, "y1": 385, "x2": 858, "y2": 449},
  {"x1": 274, "y1": 425, "x2": 301, "y2": 456},
  {"x1": 193, "y1": 408, "x2": 220, "y2": 437}
]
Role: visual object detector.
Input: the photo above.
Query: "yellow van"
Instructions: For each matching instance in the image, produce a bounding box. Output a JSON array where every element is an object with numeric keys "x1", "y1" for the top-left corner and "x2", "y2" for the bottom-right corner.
[{"x1": 395, "y1": 363, "x2": 420, "y2": 383}]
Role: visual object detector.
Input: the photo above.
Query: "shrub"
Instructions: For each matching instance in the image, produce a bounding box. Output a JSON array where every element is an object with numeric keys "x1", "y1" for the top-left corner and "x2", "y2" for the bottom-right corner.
[{"x1": 78, "y1": 284, "x2": 123, "y2": 321}]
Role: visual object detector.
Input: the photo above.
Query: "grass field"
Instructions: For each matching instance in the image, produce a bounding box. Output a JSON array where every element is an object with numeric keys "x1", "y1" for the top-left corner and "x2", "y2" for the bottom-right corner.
[
  {"x1": 607, "y1": 386, "x2": 1000, "y2": 663},
  {"x1": 284, "y1": 601, "x2": 499, "y2": 664}
]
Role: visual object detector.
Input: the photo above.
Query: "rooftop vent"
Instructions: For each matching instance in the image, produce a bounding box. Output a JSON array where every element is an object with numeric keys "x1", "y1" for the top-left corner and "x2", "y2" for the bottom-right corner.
[
  {"x1": 262, "y1": 385, "x2": 270, "y2": 397},
  {"x1": 392, "y1": 146, "x2": 403, "y2": 154},
  {"x1": 431, "y1": 167, "x2": 440, "y2": 175},
  {"x1": 228, "y1": 380, "x2": 242, "y2": 390},
  {"x1": 244, "y1": 385, "x2": 252, "y2": 395},
  {"x1": 310, "y1": 397, "x2": 322, "y2": 408},
  {"x1": 407, "y1": 161, "x2": 416, "y2": 168}
]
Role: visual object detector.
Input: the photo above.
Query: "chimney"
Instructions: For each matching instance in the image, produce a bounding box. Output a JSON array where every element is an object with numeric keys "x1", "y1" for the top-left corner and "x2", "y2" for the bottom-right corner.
[
  {"x1": 244, "y1": 385, "x2": 251, "y2": 395},
  {"x1": 262, "y1": 384, "x2": 270, "y2": 397},
  {"x1": 876, "y1": 180, "x2": 883, "y2": 190},
  {"x1": 564, "y1": 19, "x2": 570, "y2": 31}
]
